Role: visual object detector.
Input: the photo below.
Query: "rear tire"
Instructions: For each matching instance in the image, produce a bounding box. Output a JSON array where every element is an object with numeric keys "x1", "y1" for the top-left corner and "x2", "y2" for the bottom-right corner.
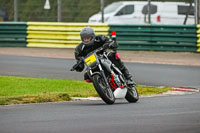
[
  {"x1": 125, "y1": 85, "x2": 139, "y2": 103},
  {"x1": 92, "y1": 74, "x2": 115, "y2": 105}
]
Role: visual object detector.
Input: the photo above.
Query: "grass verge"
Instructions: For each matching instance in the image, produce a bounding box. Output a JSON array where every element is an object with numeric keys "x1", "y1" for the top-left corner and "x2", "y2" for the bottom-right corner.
[{"x1": 0, "y1": 75, "x2": 171, "y2": 105}]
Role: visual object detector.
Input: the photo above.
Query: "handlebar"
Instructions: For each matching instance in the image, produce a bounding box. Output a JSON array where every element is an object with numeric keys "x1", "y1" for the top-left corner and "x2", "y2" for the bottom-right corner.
[{"x1": 70, "y1": 59, "x2": 83, "y2": 71}]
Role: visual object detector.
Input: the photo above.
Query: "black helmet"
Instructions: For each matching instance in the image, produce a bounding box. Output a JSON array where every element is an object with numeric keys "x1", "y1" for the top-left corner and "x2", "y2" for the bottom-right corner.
[{"x1": 80, "y1": 26, "x2": 95, "y2": 42}]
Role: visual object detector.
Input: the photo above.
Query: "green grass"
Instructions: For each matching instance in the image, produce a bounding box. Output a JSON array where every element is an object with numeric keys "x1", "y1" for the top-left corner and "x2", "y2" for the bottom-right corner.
[{"x1": 0, "y1": 75, "x2": 171, "y2": 105}]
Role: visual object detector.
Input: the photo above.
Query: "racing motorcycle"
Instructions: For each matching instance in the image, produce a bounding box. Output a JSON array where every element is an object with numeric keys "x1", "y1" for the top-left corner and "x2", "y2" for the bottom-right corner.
[{"x1": 71, "y1": 36, "x2": 139, "y2": 105}]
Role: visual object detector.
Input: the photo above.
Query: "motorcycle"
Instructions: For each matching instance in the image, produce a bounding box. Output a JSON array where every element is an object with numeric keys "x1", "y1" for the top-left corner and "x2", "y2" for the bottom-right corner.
[{"x1": 71, "y1": 39, "x2": 139, "y2": 104}]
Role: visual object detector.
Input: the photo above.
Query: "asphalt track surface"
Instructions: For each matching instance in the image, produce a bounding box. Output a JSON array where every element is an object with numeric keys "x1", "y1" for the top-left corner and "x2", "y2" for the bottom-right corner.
[
  {"x1": 0, "y1": 55, "x2": 200, "y2": 133},
  {"x1": 0, "y1": 55, "x2": 200, "y2": 88},
  {"x1": 0, "y1": 93, "x2": 200, "y2": 133}
]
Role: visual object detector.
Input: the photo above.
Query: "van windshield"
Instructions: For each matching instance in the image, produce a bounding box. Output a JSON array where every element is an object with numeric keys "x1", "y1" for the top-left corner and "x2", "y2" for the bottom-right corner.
[{"x1": 104, "y1": 2, "x2": 122, "y2": 14}]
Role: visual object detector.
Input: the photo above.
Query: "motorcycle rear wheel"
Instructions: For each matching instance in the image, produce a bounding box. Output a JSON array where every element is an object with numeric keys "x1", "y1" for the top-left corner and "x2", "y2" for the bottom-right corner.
[
  {"x1": 125, "y1": 85, "x2": 139, "y2": 103},
  {"x1": 92, "y1": 74, "x2": 115, "y2": 105}
]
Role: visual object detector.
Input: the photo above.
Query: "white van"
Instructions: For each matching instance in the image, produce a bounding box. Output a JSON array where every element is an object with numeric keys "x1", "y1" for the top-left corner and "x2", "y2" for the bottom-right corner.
[{"x1": 88, "y1": 1, "x2": 195, "y2": 25}]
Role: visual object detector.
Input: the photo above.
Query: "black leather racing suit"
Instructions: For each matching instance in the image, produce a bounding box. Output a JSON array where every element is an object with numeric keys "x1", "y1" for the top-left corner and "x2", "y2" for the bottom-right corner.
[{"x1": 74, "y1": 35, "x2": 132, "y2": 80}]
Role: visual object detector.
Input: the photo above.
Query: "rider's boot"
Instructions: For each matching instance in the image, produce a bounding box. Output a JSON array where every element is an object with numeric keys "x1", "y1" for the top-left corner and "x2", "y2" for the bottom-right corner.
[
  {"x1": 109, "y1": 52, "x2": 136, "y2": 86},
  {"x1": 121, "y1": 67, "x2": 136, "y2": 86}
]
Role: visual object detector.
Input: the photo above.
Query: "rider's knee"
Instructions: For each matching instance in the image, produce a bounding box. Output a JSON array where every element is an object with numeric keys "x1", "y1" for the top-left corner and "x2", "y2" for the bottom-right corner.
[{"x1": 115, "y1": 52, "x2": 120, "y2": 60}]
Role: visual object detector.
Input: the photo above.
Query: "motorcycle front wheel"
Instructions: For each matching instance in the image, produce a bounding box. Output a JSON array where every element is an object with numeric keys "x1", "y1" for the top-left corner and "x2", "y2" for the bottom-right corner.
[
  {"x1": 125, "y1": 85, "x2": 139, "y2": 103},
  {"x1": 92, "y1": 74, "x2": 115, "y2": 105}
]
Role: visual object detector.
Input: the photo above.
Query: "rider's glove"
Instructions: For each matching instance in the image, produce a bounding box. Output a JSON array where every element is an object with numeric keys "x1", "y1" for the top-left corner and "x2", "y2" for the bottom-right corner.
[
  {"x1": 109, "y1": 41, "x2": 118, "y2": 49},
  {"x1": 71, "y1": 60, "x2": 84, "y2": 72},
  {"x1": 103, "y1": 41, "x2": 118, "y2": 50},
  {"x1": 75, "y1": 65, "x2": 84, "y2": 72}
]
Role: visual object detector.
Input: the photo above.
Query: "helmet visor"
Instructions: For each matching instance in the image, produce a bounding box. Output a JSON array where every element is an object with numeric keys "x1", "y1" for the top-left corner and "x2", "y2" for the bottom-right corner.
[{"x1": 83, "y1": 36, "x2": 92, "y2": 42}]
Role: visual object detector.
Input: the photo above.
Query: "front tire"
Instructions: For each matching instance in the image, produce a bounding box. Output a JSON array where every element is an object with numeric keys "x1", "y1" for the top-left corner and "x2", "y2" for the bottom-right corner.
[
  {"x1": 125, "y1": 85, "x2": 139, "y2": 103},
  {"x1": 92, "y1": 74, "x2": 115, "y2": 104}
]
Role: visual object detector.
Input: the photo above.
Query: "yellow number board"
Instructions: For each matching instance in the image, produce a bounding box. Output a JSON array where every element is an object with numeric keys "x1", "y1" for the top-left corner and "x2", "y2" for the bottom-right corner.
[{"x1": 84, "y1": 54, "x2": 97, "y2": 66}]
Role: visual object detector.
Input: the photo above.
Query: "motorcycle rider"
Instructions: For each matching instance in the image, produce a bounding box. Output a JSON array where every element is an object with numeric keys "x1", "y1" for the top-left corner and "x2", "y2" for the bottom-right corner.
[{"x1": 73, "y1": 26, "x2": 134, "y2": 85}]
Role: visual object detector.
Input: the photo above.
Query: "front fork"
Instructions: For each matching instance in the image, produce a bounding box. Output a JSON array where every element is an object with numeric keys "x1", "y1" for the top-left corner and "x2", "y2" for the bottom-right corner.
[
  {"x1": 98, "y1": 64, "x2": 111, "y2": 89},
  {"x1": 88, "y1": 64, "x2": 110, "y2": 89}
]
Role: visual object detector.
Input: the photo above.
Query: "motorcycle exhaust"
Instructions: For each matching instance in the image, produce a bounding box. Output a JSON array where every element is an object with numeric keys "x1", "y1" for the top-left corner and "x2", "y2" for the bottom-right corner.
[{"x1": 114, "y1": 87, "x2": 127, "y2": 99}]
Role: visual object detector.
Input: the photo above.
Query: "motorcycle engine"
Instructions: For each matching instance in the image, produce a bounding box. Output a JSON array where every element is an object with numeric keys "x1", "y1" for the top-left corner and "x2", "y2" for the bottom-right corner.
[{"x1": 113, "y1": 74, "x2": 122, "y2": 87}]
